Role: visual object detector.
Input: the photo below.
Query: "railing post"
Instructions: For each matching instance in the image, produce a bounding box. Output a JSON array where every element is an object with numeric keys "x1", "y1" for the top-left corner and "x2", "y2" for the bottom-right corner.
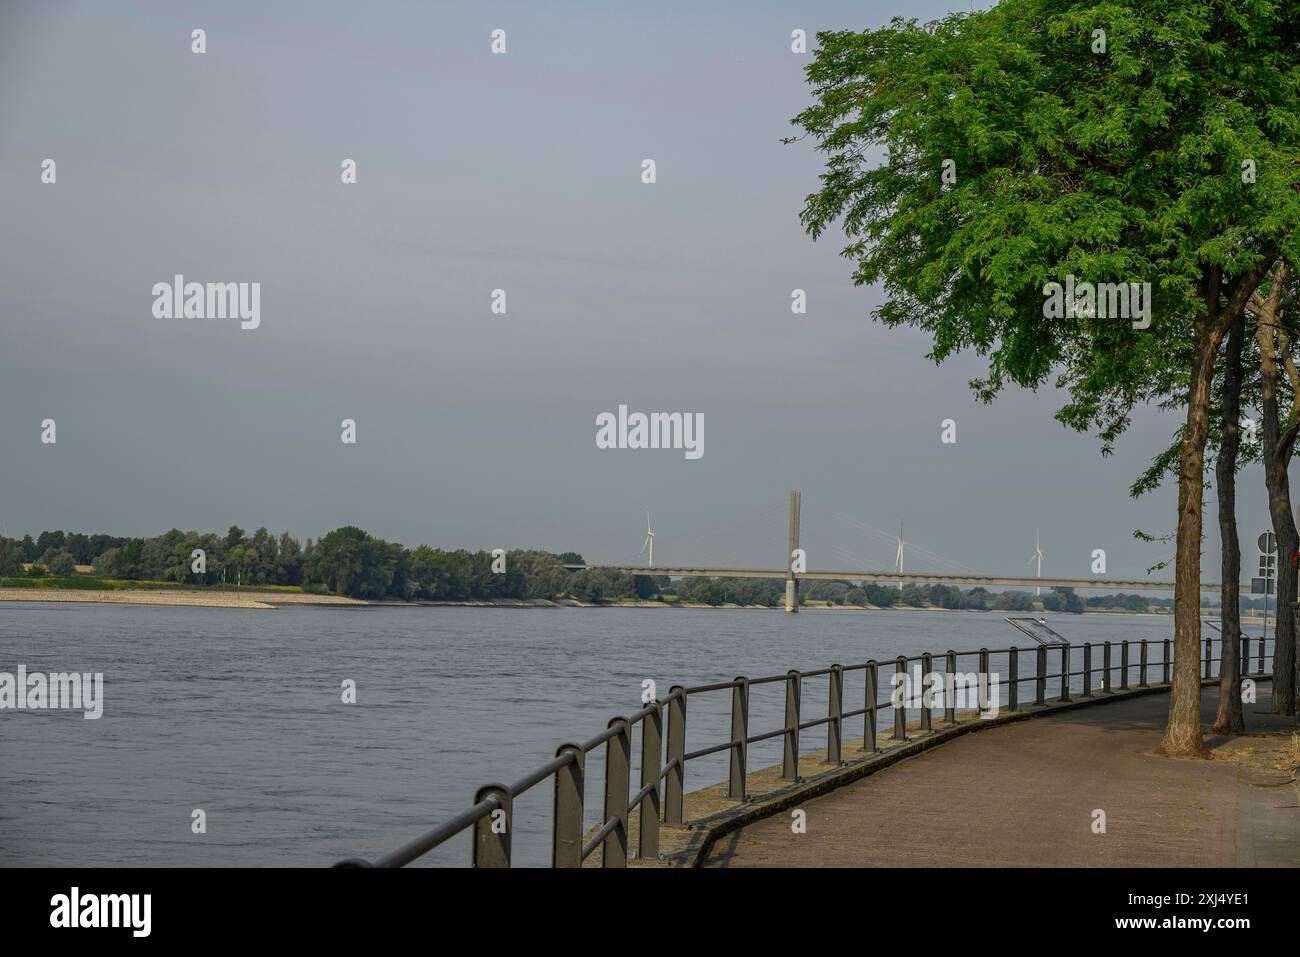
[
  {"x1": 979, "y1": 648, "x2": 990, "y2": 714},
  {"x1": 944, "y1": 650, "x2": 957, "y2": 723},
  {"x1": 893, "y1": 656, "x2": 908, "y2": 740},
  {"x1": 1082, "y1": 643, "x2": 1092, "y2": 698},
  {"x1": 1035, "y1": 646, "x2": 1047, "y2": 706},
  {"x1": 1102, "y1": 641, "x2": 1112, "y2": 693},
  {"x1": 728, "y1": 678, "x2": 749, "y2": 802},
  {"x1": 1258, "y1": 633, "x2": 1265, "y2": 674},
  {"x1": 664, "y1": 687, "x2": 686, "y2": 826},
  {"x1": 1204, "y1": 633, "x2": 1213, "y2": 679},
  {"x1": 1008, "y1": 647, "x2": 1019, "y2": 711},
  {"x1": 552, "y1": 745, "x2": 584, "y2": 868},
  {"x1": 781, "y1": 670, "x2": 801, "y2": 781},
  {"x1": 1059, "y1": 644, "x2": 1070, "y2": 702},
  {"x1": 1241, "y1": 634, "x2": 1251, "y2": 682},
  {"x1": 1120, "y1": 640, "x2": 1130, "y2": 690},
  {"x1": 1139, "y1": 639, "x2": 1149, "y2": 687},
  {"x1": 1162, "y1": 639, "x2": 1170, "y2": 684},
  {"x1": 919, "y1": 653, "x2": 933, "y2": 732},
  {"x1": 601, "y1": 717, "x2": 631, "y2": 868},
  {"x1": 827, "y1": 665, "x2": 844, "y2": 765},
  {"x1": 863, "y1": 660, "x2": 878, "y2": 753},
  {"x1": 472, "y1": 784, "x2": 512, "y2": 868},
  {"x1": 639, "y1": 703, "x2": 662, "y2": 861}
]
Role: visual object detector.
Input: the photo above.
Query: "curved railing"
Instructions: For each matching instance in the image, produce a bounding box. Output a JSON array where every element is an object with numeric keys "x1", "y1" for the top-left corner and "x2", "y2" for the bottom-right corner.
[{"x1": 335, "y1": 631, "x2": 1275, "y2": 868}]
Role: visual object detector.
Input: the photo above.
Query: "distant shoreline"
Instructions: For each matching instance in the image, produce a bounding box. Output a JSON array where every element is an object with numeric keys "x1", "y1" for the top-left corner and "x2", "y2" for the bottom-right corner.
[
  {"x1": 0, "y1": 585, "x2": 1241, "y2": 617},
  {"x1": 0, "y1": 587, "x2": 363, "y2": 610}
]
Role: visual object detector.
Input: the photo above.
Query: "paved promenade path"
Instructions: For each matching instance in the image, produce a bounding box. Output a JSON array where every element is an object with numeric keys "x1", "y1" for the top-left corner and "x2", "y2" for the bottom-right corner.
[{"x1": 705, "y1": 685, "x2": 1299, "y2": 867}]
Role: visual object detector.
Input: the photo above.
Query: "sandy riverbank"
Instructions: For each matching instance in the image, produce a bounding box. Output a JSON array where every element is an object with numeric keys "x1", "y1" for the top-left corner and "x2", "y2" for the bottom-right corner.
[{"x1": 0, "y1": 588, "x2": 366, "y2": 610}]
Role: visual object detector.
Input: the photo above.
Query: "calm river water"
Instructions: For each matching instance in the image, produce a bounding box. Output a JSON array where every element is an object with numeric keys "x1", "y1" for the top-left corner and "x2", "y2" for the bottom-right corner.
[{"x1": 0, "y1": 603, "x2": 1184, "y2": 867}]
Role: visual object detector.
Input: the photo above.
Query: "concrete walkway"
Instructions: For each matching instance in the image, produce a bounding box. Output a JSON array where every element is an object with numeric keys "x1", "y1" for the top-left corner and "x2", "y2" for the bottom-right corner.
[{"x1": 704, "y1": 685, "x2": 1299, "y2": 867}]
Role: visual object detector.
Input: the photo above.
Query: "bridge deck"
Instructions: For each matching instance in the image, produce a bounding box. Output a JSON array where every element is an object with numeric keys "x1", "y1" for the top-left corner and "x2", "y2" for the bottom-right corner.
[
  {"x1": 704, "y1": 686, "x2": 1299, "y2": 867},
  {"x1": 565, "y1": 564, "x2": 1223, "y2": 590}
]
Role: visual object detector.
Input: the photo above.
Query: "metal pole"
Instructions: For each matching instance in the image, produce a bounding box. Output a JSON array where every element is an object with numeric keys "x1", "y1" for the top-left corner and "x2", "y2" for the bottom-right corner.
[
  {"x1": 1059, "y1": 644, "x2": 1070, "y2": 702},
  {"x1": 1082, "y1": 643, "x2": 1092, "y2": 698},
  {"x1": 979, "y1": 647, "x2": 990, "y2": 713},
  {"x1": 920, "y1": 653, "x2": 933, "y2": 732},
  {"x1": 1120, "y1": 640, "x2": 1129, "y2": 690},
  {"x1": 638, "y1": 704, "x2": 662, "y2": 861},
  {"x1": 1103, "y1": 641, "x2": 1113, "y2": 693},
  {"x1": 827, "y1": 664, "x2": 844, "y2": 765},
  {"x1": 944, "y1": 650, "x2": 957, "y2": 723},
  {"x1": 552, "y1": 745, "x2": 584, "y2": 868},
  {"x1": 1204, "y1": 632, "x2": 1213, "y2": 679},
  {"x1": 863, "y1": 660, "x2": 878, "y2": 753},
  {"x1": 1008, "y1": 647, "x2": 1019, "y2": 711},
  {"x1": 893, "y1": 656, "x2": 907, "y2": 740},
  {"x1": 1035, "y1": 646, "x2": 1046, "y2": 706},
  {"x1": 472, "y1": 784, "x2": 511, "y2": 868},
  {"x1": 1162, "y1": 639, "x2": 1170, "y2": 684},
  {"x1": 1262, "y1": 584, "x2": 1270, "y2": 654},
  {"x1": 1139, "y1": 639, "x2": 1148, "y2": 687},
  {"x1": 728, "y1": 678, "x2": 749, "y2": 801},
  {"x1": 781, "y1": 670, "x2": 801, "y2": 780},
  {"x1": 663, "y1": 688, "x2": 686, "y2": 826},
  {"x1": 601, "y1": 718, "x2": 631, "y2": 868}
]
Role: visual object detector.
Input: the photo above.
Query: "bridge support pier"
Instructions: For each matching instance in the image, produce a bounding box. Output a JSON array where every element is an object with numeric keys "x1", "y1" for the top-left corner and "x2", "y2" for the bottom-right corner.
[{"x1": 785, "y1": 490, "x2": 801, "y2": 613}]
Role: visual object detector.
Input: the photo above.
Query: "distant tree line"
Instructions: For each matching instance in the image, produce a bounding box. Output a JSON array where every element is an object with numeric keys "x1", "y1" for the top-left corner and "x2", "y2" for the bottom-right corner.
[
  {"x1": 800, "y1": 581, "x2": 1087, "y2": 612},
  {"x1": 0, "y1": 530, "x2": 1212, "y2": 612},
  {"x1": 0, "y1": 526, "x2": 656, "y2": 602},
  {"x1": 665, "y1": 579, "x2": 1161, "y2": 613}
]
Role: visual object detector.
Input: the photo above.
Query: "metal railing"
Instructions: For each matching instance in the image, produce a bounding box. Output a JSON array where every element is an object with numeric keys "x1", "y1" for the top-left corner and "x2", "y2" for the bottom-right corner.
[{"x1": 336, "y1": 632, "x2": 1274, "y2": 868}]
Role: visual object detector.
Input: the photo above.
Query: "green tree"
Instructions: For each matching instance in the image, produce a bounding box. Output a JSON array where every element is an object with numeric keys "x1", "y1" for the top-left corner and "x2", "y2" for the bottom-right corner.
[
  {"x1": 791, "y1": 2, "x2": 1300, "y2": 756},
  {"x1": 35, "y1": 530, "x2": 65, "y2": 555},
  {"x1": 303, "y1": 527, "x2": 397, "y2": 599},
  {"x1": 0, "y1": 538, "x2": 22, "y2": 575},
  {"x1": 43, "y1": 549, "x2": 76, "y2": 577}
]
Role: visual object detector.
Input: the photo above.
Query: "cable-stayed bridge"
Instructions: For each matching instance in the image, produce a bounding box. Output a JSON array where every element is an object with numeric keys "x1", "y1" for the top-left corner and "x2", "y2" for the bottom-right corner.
[{"x1": 566, "y1": 490, "x2": 1220, "y2": 612}]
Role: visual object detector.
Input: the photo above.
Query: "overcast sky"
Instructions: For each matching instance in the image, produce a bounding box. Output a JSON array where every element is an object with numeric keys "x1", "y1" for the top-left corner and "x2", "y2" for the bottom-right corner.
[{"x1": 0, "y1": 1, "x2": 1279, "y2": 584}]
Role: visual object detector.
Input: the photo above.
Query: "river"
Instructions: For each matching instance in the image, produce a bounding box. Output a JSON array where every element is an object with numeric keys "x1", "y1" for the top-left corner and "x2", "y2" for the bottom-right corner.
[{"x1": 0, "y1": 603, "x2": 1194, "y2": 866}]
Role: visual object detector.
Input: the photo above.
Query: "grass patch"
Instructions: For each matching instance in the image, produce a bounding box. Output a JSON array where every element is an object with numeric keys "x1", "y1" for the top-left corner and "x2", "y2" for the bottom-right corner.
[{"x1": 1, "y1": 576, "x2": 128, "y2": 591}]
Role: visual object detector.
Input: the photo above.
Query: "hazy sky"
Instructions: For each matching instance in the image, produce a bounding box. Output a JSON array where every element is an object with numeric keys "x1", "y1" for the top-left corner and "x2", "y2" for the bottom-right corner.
[{"x1": 0, "y1": 1, "x2": 1279, "y2": 584}]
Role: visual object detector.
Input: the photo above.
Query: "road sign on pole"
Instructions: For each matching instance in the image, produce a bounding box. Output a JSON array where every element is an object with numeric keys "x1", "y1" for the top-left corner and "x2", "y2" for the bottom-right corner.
[{"x1": 1256, "y1": 531, "x2": 1276, "y2": 644}]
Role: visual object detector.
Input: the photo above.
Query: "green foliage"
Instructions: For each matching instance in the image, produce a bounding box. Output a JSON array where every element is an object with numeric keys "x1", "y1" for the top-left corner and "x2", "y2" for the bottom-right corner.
[
  {"x1": 0, "y1": 576, "x2": 125, "y2": 590},
  {"x1": 0, "y1": 528, "x2": 644, "y2": 603},
  {"x1": 1041, "y1": 587, "x2": 1085, "y2": 613},
  {"x1": 0, "y1": 537, "x2": 21, "y2": 576},
  {"x1": 41, "y1": 549, "x2": 77, "y2": 577},
  {"x1": 792, "y1": 2, "x2": 1300, "y2": 437}
]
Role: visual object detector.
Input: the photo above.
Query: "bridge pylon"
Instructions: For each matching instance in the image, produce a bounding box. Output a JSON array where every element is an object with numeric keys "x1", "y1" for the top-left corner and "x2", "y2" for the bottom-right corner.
[{"x1": 786, "y1": 490, "x2": 801, "y2": 613}]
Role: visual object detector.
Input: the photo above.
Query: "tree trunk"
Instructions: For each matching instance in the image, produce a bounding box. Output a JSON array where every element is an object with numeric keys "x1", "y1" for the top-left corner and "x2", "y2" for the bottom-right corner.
[
  {"x1": 1161, "y1": 319, "x2": 1220, "y2": 757},
  {"x1": 1256, "y1": 266, "x2": 1297, "y2": 716},
  {"x1": 1161, "y1": 257, "x2": 1279, "y2": 756},
  {"x1": 1212, "y1": 316, "x2": 1246, "y2": 734}
]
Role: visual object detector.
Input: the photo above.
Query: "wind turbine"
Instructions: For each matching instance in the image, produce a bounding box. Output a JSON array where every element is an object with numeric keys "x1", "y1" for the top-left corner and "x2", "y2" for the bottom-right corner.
[
  {"x1": 1027, "y1": 529, "x2": 1045, "y2": 597},
  {"x1": 893, "y1": 521, "x2": 907, "y2": 590},
  {"x1": 640, "y1": 511, "x2": 655, "y2": 568}
]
